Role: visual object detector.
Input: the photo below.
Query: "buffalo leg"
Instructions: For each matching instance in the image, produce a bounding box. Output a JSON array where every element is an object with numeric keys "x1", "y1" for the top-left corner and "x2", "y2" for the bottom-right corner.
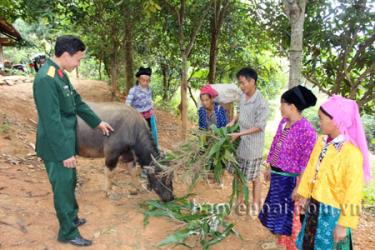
[
  {"x1": 104, "y1": 153, "x2": 120, "y2": 196},
  {"x1": 122, "y1": 151, "x2": 142, "y2": 194},
  {"x1": 104, "y1": 167, "x2": 112, "y2": 195}
]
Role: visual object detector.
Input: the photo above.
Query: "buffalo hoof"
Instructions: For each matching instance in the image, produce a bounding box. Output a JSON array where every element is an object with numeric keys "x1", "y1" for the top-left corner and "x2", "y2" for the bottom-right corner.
[{"x1": 140, "y1": 181, "x2": 152, "y2": 192}]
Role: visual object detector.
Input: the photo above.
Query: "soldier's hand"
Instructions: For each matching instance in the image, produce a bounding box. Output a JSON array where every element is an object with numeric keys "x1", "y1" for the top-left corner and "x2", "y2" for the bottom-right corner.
[
  {"x1": 97, "y1": 121, "x2": 114, "y2": 136},
  {"x1": 63, "y1": 156, "x2": 76, "y2": 168}
]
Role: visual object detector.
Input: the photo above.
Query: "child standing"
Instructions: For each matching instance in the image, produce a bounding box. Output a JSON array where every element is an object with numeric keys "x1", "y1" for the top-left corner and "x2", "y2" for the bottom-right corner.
[
  {"x1": 126, "y1": 67, "x2": 158, "y2": 147},
  {"x1": 198, "y1": 84, "x2": 227, "y2": 129},
  {"x1": 295, "y1": 95, "x2": 371, "y2": 249},
  {"x1": 258, "y1": 85, "x2": 317, "y2": 250},
  {"x1": 227, "y1": 67, "x2": 269, "y2": 213}
]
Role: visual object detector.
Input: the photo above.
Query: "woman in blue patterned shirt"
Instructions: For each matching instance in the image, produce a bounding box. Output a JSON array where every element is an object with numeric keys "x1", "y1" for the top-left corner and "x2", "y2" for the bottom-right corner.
[
  {"x1": 198, "y1": 84, "x2": 227, "y2": 129},
  {"x1": 126, "y1": 67, "x2": 158, "y2": 146}
]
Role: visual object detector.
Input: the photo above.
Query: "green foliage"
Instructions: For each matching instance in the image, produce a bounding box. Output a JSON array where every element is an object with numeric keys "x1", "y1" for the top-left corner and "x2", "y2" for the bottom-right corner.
[
  {"x1": 302, "y1": 104, "x2": 320, "y2": 132},
  {"x1": 253, "y1": 0, "x2": 375, "y2": 114},
  {"x1": 364, "y1": 159, "x2": 375, "y2": 206},
  {"x1": 362, "y1": 114, "x2": 375, "y2": 153},
  {"x1": 303, "y1": 0, "x2": 375, "y2": 114},
  {"x1": 142, "y1": 194, "x2": 240, "y2": 249},
  {"x1": 79, "y1": 57, "x2": 108, "y2": 81},
  {"x1": 161, "y1": 124, "x2": 249, "y2": 206},
  {"x1": 3, "y1": 0, "x2": 286, "y2": 115},
  {"x1": 0, "y1": 0, "x2": 23, "y2": 21},
  {"x1": 364, "y1": 182, "x2": 375, "y2": 206}
]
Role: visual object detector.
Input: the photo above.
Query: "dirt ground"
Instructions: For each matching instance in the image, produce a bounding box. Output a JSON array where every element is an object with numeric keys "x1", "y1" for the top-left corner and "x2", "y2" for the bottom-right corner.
[{"x1": 0, "y1": 78, "x2": 374, "y2": 250}]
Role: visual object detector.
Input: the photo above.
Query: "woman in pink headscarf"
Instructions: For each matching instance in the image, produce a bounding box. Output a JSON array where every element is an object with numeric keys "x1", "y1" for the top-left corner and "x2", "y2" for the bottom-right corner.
[
  {"x1": 294, "y1": 95, "x2": 371, "y2": 250},
  {"x1": 198, "y1": 84, "x2": 227, "y2": 129}
]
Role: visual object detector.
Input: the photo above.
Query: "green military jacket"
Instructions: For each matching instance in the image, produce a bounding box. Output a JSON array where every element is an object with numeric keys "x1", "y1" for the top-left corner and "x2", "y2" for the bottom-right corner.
[{"x1": 33, "y1": 59, "x2": 101, "y2": 162}]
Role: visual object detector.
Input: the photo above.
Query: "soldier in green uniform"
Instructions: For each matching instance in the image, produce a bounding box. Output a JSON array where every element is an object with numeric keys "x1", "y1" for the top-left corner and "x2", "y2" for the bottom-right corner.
[{"x1": 33, "y1": 35, "x2": 113, "y2": 247}]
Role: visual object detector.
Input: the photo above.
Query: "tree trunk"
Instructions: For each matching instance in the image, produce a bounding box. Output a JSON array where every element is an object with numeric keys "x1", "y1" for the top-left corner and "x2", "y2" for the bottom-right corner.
[
  {"x1": 124, "y1": 6, "x2": 134, "y2": 96},
  {"x1": 98, "y1": 51, "x2": 104, "y2": 80},
  {"x1": 0, "y1": 45, "x2": 4, "y2": 69},
  {"x1": 180, "y1": 53, "x2": 188, "y2": 138},
  {"x1": 208, "y1": 19, "x2": 219, "y2": 84},
  {"x1": 162, "y1": 0, "x2": 209, "y2": 136},
  {"x1": 98, "y1": 58, "x2": 102, "y2": 80},
  {"x1": 208, "y1": 0, "x2": 230, "y2": 84},
  {"x1": 103, "y1": 57, "x2": 110, "y2": 78},
  {"x1": 161, "y1": 62, "x2": 169, "y2": 100},
  {"x1": 284, "y1": 0, "x2": 307, "y2": 88},
  {"x1": 110, "y1": 53, "x2": 119, "y2": 100}
]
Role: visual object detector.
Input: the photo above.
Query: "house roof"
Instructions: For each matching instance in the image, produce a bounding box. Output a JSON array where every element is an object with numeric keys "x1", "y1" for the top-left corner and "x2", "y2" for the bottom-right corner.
[{"x1": 0, "y1": 18, "x2": 22, "y2": 46}]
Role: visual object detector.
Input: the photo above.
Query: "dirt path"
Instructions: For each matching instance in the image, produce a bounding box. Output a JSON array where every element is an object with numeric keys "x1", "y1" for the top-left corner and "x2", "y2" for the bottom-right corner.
[{"x1": 0, "y1": 78, "x2": 374, "y2": 250}]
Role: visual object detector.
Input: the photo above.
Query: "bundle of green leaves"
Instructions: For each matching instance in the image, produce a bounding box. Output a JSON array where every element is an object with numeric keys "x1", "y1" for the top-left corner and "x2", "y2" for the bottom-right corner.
[
  {"x1": 144, "y1": 125, "x2": 252, "y2": 249},
  {"x1": 159, "y1": 124, "x2": 249, "y2": 206},
  {"x1": 142, "y1": 194, "x2": 240, "y2": 249}
]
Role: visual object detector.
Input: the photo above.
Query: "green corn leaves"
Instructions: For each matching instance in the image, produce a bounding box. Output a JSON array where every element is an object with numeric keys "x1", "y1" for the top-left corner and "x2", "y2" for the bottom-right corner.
[
  {"x1": 142, "y1": 195, "x2": 239, "y2": 249},
  {"x1": 143, "y1": 123, "x2": 250, "y2": 249}
]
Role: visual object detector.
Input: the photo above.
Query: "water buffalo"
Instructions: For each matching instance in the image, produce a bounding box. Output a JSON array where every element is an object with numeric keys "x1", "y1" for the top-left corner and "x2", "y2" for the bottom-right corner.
[{"x1": 77, "y1": 102, "x2": 174, "y2": 202}]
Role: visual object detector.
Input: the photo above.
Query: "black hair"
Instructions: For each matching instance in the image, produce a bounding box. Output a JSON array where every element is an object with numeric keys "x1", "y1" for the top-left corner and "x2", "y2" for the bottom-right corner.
[
  {"x1": 236, "y1": 67, "x2": 258, "y2": 83},
  {"x1": 135, "y1": 67, "x2": 152, "y2": 77},
  {"x1": 319, "y1": 106, "x2": 333, "y2": 119},
  {"x1": 281, "y1": 85, "x2": 317, "y2": 112},
  {"x1": 55, "y1": 35, "x2": 86, "y2": 57}
]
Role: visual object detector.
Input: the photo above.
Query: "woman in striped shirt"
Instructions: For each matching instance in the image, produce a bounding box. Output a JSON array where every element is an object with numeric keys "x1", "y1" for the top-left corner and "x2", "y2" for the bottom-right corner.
[
  {"x1": 126, "y1": 67, "x2": 158, "y2": 147},
  {"x1": 258, "y1": 85, "x2": 317, "y2": 250}
]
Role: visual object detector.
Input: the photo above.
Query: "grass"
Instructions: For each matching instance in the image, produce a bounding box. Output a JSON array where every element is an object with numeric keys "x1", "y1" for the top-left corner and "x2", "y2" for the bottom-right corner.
[{"x1": 0, "y1": 120, "x2": 11, "y2": 133}]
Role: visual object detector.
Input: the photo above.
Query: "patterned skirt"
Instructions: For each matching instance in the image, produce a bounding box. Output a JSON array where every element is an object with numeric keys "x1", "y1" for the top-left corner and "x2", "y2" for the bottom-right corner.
[
  {"x1": 296, "y1": 198, "x2": 353, "y2": 250},
  {"x1": 258, "y1": 167, "x2": 299, "y2": 236},
  {"x1": 227, "y1": 157, "x2": 262, "y2": 181}
]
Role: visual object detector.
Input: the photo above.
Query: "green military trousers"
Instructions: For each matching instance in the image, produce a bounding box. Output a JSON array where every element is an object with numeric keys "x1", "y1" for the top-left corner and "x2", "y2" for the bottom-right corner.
[{"x1": 44, "y1": 161, "x2": 80, "y2": 241}]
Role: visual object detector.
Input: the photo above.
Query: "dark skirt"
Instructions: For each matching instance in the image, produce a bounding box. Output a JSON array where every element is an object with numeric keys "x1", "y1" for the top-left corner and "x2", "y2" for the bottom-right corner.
[{"x1": 258, "y1": 167, "x2": 298, "y2": 236}]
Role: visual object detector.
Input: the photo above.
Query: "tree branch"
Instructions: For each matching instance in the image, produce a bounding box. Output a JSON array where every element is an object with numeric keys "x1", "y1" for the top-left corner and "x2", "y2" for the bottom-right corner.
[
  {"x1": 358, "y1": 84, "x2": 374, "y2": 107},
  {"x1": 349, "y1": 62, "x2": 375, "y2": 98},
  {"x1": 185, "y1": 4, "x2": 210, "y2": 57},
  {"x1": 335, "y1": 29, "x2": 358, "y2": 89},
  {"x1": 158, "y1": 0, "x2": 179, "y2": 19},
  {"x1": 218, "y1": 0, "x2": 231, "y2": 30},
  {"x1": 347, "y1": 33, "x2": 375, "y2": 72},
  {"x1": 362, "y1": 61, "x2": 375, "y2": 79},
  {"x1": 188, "y1": 85, "x2": 198, "y2": 108},
  {"x1": 304, "y1": 75, "x2": 331, "y2": 96}
]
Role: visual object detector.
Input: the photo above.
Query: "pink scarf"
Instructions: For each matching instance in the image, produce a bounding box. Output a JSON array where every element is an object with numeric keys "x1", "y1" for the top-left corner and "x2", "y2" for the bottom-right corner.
[
  {"x1": 200, "y1": 84, "x2": 218, "y2": 98},
  {"x1": 321, "y1": 95, "x2": 371, "y2": 183}
]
